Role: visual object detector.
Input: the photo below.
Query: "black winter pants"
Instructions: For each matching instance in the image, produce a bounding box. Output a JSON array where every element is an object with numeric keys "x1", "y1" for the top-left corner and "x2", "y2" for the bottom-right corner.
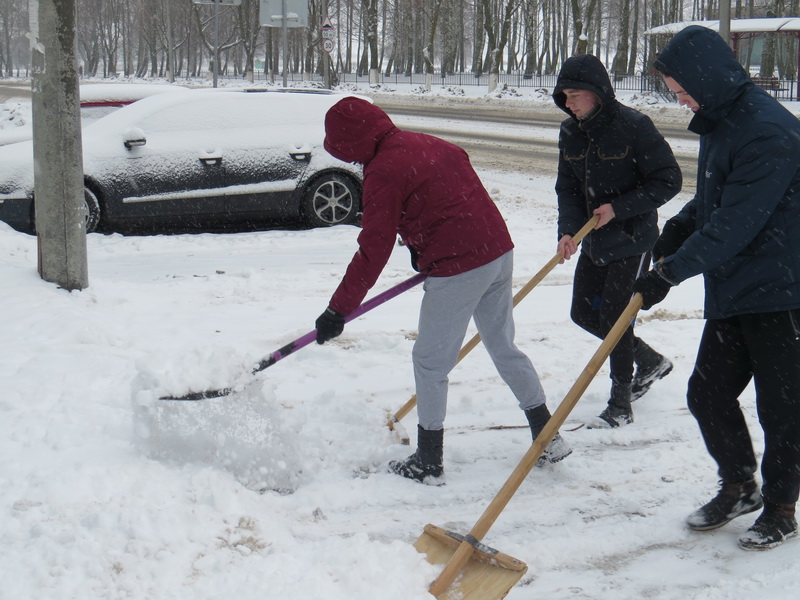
[
  {"x1": 687, "y1": 310, "x2": 800, "y2": 504},
  {"x1": 570, "y1": 252, "x2": 648, "y2": 384}
]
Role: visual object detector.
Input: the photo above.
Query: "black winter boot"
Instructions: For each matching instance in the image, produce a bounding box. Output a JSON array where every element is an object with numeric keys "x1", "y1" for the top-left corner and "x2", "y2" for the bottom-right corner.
[
  {"x1": 686, "y1": 478, "x2": 763, "y2": 531},
  {"x1": 524, "y1": 404, "x2": 572, "y2": 465},
  {"x1": 388, "y1": 425, "x2": 445, "y2": 485},
  {"x1": 631, "y1": 338, "x2": 673, "y2": 401},
  {"x1": 587, "y1": 380, "x2": 633, "y2": 429},
  {"x1": 739, "y1": 500, "x2": 798, "y2": 550}
]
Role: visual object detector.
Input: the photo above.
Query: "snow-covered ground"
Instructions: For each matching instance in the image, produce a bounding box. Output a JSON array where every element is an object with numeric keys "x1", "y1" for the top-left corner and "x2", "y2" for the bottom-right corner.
[{"x1": 2, "y1": 80, "x2": 800, "y2": 599}]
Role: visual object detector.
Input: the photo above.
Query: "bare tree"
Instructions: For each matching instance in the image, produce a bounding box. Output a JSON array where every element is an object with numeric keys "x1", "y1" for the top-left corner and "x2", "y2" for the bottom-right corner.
[
  {"x1": 0, "y1": 0, "x2": 26, "y2": 76},
  {"x1": 570, "y1": 0, "x2": 598, "y2": 55},
  {"x1": 233, "y1": 0, "x2": 264, "y2": 82},
  {"x1": 479, "y1": 0, "x2": 518, "y2": 90}
]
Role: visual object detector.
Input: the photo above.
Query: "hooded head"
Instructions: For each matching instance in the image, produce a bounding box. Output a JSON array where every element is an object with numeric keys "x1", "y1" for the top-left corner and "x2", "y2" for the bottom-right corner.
[
  {"x1": 653, "y1": 25, "x2": 749, "y2": 118},
  {"x1": 552, "y1": 54, "x2": 615, "y2": 116},
  {"x1": 323, "y1": 96, "x2": 397, "y2": 166}
]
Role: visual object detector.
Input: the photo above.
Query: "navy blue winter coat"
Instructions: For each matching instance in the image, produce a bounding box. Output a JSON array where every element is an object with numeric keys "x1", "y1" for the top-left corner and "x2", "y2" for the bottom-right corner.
[
  {"x1": 654, "y1": 25, "x2": 800, "y2": 319},
  {"x1": 553, "y1": 54, "x2": 682, "y2": 265}
]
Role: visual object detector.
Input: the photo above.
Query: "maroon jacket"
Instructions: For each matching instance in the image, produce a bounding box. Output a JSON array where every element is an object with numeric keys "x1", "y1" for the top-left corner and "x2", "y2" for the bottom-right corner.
[{"x1": 324, "y1": 97, "x2": 513, "y2": 315}]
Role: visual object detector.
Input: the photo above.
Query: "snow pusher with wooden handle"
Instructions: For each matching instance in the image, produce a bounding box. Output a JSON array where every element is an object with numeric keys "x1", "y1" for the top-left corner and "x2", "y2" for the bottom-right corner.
[{"x1": 416, "y1": 292, "x2": 643, "y2": 599}]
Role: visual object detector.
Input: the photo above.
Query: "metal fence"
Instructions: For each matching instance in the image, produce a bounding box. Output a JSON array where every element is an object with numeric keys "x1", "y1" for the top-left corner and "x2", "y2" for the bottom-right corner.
[{"x1": 242, "y1": 69, "x2": 798, "y2": 101}]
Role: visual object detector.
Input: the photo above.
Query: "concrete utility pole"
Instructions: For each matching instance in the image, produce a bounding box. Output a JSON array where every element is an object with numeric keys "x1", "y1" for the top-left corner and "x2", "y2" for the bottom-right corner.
[
  {"x1": 719, "y1": 0, "x2": 732, "y2": 48},
  {"x1": 29, "y1": 0, "x2": 88, "y2": 291}
]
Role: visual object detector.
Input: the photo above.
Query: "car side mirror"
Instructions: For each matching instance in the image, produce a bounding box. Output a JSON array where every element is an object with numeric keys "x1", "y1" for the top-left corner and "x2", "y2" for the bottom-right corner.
[{"x1": 124, "y1": 127, "x2": 147, "y2": 149}]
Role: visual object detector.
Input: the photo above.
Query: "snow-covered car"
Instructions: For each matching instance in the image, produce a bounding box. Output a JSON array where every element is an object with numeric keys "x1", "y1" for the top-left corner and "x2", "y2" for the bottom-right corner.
[
  {"x1": 0, "y1": 82, "x2": 191, "y2": 147},
  {"x1": 0, "y1": 88, "x2": 364, "y2": 234}
]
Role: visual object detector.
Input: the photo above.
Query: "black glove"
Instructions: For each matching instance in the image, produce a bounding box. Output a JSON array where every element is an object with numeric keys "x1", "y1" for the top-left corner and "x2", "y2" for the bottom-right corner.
[
  {"x1": 633, "y1": 265, "x2": 674, "y2": 310},
  {"x1": 652, "y1": 218, "x2": 693, "y2": 263},
  {"x1": 315, "y1": 307, "x2": 346, "y2": 344}
]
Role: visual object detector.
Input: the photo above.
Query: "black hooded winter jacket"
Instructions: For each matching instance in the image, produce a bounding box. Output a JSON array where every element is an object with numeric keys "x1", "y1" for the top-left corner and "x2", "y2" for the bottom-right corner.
[
  {"x1": 654, "y1": 25, "x2": 800, "y2": 319},
  {"x1": 553, "y1": 54, "x2": 682, "y2": 265}
]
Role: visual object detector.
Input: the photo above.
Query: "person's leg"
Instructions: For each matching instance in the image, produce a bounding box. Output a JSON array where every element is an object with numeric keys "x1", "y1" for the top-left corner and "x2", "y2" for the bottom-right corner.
[
  {"x1": 601, "y1": 254, "x2": 644, "y2": 386},
  {"x1": 412, "y1": 265, "x2": 496, "y2": 430},
  {"x1": 744, "y1": 310, "x2": 800, "y2": 504},
  {"x1": 473, "y1": 252, "x2": 571, "y2": 464},
  {"x1": 685, "y1": 317, "x2": 762, "y2": 531},
  {"x1": 472, "y1": 252, "x2": 546, "y2": 411},
  {"x1": 390, "y1": 263, "x2": 494, "y2": 483},
  {"x1": 569, "y1": 252, "x2": 605, "y2": 340},
  {"x1": 738, "y1": 310, "x2": 800, "y2": 549},
  {"x1": 630, "y1": 250, "x2": 673, "y2": 401},
  {"x1": 688, "y1": 318, "x2": 757, "y2": 481},
  {"x1": 582, "y1": 254, "x2": 645, "y2": 428}
]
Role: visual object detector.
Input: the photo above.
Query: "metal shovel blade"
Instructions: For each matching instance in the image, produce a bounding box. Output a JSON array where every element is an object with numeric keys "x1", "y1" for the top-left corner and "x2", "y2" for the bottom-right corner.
[{"x1": 414, "y1": 524, "x2": 526, "y2": 600}]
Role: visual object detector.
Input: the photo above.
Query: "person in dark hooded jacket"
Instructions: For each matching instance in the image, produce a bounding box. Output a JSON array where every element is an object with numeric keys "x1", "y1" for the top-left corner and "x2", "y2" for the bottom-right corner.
[
  {"x1": 552, "y1": 54, "x2": 682, "y2": 429},
  {"x1": 315, "y1": 96, "x2": 571, "y2": 484},
  {"x1": 633, "y1": 25, "x2": 800, "y2": 551}
]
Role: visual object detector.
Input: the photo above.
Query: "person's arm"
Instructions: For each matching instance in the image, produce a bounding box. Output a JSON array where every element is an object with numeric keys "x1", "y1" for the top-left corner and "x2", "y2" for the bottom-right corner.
[
  {"x1": 664, "y1": 124, "x2": 797, "y2": 284},
  {"x1": 329, "y1": 177, "x2": 404, "y2": 316},
  {"x1": 315, "y1": 173, "x2": 403, "y2": 344}
]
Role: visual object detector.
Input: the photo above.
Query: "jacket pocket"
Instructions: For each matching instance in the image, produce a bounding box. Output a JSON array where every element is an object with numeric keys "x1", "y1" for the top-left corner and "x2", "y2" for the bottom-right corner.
[
  {"x1": 563, "y1": 149, "x2": 586, "y2": 161},
  {"x1": 598, "y1": 145, "x2": 630, "y2": 160}
]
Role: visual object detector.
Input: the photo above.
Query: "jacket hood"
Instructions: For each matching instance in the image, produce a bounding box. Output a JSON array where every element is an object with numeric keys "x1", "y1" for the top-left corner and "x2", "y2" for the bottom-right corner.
[
  {"x1": 553, "y1": 54, "x2": 615, "y2": 115},
  {"x1": 323, "y1": 96, "x2": 397, "y2": 165},
  {"x1": 653, "y1": 25, "x2": 750, "y2": 122}
]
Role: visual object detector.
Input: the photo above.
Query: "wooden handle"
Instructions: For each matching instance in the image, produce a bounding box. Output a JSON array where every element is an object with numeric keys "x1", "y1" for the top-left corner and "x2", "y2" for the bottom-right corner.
[{"x1": 428, "y1": 292, "x2": 642, "y2": 597}]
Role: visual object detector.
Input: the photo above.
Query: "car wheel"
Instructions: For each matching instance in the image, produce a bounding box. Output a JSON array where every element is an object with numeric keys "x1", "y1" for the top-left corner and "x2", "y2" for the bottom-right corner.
[
  {"x1": 30, "y1": 187, "x2": 103, "y2": 234},
  {"x1": 83, "y1": 187, "x2": 102, "y2": 233},
  {"x1": 301, "y1": 173, "x2": 360, "y2": 227}
]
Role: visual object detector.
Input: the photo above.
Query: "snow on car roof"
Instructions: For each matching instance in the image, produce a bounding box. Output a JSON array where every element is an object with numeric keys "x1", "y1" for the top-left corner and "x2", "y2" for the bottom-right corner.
[
  {"x1": 81, "y1": 88, "x2": 370, "y2": 147},
  {"x1": 79, "y1": 82, "x2": 190, "y2": 105}
]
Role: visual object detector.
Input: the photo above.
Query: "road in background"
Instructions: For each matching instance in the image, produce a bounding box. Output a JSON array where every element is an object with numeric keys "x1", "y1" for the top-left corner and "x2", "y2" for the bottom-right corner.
[
  {"x1": 372, "y1": 94, "x2": 698, "y2": 191},
  {"x1": 0, "y1": 83, "x2": 31, "y2": 102}
]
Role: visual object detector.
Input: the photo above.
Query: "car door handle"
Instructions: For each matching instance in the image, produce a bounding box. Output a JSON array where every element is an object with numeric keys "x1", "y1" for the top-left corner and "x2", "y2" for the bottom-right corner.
[
  {"x1": 199, "y1": 156, "x2": 222, "y2": 166},
  {"x1": 290, "y1": 152, "x2": 311, "y2": 162}
]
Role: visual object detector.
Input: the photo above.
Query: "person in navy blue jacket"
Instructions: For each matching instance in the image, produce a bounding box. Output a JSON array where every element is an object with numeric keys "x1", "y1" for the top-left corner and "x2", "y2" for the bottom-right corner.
[{"x1": 634, "y1": 25, "x2": 800, "y2": 550}]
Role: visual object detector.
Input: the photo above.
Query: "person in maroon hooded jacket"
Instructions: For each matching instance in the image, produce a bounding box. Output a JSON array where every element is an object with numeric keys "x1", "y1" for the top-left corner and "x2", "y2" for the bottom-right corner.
[{"x1": 315, "y1": 96, "x2": 570, "y2": 484}]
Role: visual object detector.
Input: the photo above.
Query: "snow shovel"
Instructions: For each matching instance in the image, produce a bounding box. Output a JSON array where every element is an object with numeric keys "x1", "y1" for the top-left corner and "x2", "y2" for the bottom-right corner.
[
  {"x1": 160, "y1": 272, "x2": 427, "y2": 401},
  {"x1": 387, "y1": 215, "x2": 600, "y2": 444},
  {"x1": 416, "y1": 292, "x2": 643, "y2": 599}
]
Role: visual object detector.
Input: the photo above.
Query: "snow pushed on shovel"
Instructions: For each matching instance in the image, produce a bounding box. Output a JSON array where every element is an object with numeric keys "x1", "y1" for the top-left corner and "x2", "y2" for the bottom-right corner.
[{"x1": 416, "y1": 292, "x2": 644, "y2": 599}]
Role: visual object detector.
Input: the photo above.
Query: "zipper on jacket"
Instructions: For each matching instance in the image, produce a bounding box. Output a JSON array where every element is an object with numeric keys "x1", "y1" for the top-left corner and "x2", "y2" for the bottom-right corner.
[
  {"x1": 583, "y1": 141, "x2": 594, "y2": 261},
  {"x1": 790, "y1": 309, "x2": 800, "y2": 340}
]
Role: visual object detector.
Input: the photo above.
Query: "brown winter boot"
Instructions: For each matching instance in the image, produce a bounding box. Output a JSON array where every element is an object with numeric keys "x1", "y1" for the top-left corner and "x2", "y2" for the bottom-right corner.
[
  {"x1": 739, "y1": 500, "x2": 798, "y2": 550},
  {"x1": 686, "y1": 478, "x2": 763, "y2": 531}
]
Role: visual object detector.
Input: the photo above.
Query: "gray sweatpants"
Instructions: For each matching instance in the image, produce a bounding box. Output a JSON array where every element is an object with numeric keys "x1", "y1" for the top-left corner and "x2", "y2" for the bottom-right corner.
[{"x1": 412, "y1": 251, "x2": 547, "y2": 430}]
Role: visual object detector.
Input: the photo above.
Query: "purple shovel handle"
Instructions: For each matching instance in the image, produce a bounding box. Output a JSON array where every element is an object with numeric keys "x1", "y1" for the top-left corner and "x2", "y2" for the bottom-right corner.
[
  {"x1": 161, "y1": 272, "x2": 427, "y2": 401},
  {"x1": 253, "y1": 271, "x2": 427, "y2": 371}
]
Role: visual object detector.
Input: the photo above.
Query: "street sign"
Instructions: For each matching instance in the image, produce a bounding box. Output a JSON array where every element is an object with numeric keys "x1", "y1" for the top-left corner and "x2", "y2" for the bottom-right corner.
[
  {"x1": 321, "y1": 15, "x2": 335, "y2": 54},
  {"x1": 192, "y1": 0, "x2": 242, "y2": 5},
  {"x1": 260, "y1": 0, "x2": 308, "y2": 27}
]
